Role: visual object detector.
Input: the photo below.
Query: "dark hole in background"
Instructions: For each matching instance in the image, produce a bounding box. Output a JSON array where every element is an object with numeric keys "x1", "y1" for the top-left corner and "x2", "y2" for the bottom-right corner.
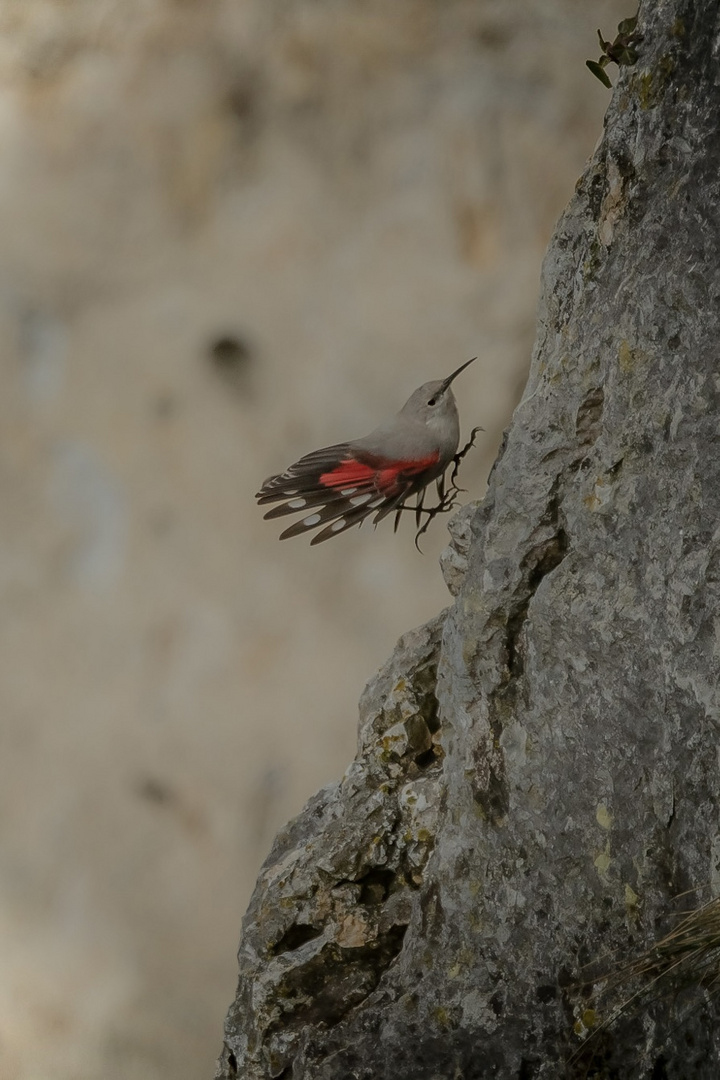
[{"x1": 207, "y1": 333, "x2": 254, "y2": 394}]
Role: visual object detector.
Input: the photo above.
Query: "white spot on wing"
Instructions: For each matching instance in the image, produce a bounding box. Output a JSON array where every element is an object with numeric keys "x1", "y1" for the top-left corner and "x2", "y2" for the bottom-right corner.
[
  {"x1": 340, "y1": 488, "x2": 357, "y2": 496},
  {"x1": 331, "y1": 519, "x2": 347, "y2": 532},
  {"x1": 302, "y1": 513, "x2": 321, "y2": 527},
  {"x1": 288, "y1": 498, "x2": 307, "y2": 509},
  {"x1": 350, "y1": 494, "x2": 373, "y2": 506}
]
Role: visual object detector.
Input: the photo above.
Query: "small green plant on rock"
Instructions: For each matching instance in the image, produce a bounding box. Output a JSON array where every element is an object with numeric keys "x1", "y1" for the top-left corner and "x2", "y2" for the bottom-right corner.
[{"x1": 587, "y1": 16, "x2": 642, "y2": 88}]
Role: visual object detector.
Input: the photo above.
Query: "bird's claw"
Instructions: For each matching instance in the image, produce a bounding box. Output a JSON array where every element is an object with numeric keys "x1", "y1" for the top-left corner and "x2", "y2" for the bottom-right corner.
[{"x1": 449, "y1": 426, "x2": 483, "y2": 492}]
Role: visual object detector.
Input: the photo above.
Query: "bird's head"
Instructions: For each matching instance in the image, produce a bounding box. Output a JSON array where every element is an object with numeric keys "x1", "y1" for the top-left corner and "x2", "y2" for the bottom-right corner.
[{"x1": 399, "y1": 357, "x2": 476, "y2": 429}]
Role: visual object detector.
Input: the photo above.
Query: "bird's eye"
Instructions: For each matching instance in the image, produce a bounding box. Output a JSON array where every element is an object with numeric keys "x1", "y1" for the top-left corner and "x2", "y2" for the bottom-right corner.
[{"x1": 427, "y1": 396, "x2": 437, "y2": 407}]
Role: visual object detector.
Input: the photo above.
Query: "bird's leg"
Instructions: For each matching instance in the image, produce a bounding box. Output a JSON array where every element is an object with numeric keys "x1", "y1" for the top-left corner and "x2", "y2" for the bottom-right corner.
[
  {"x1": 449, "y1": 426, "x2": 483, "y2": 495},
  {"x1": 437, "y1": 473, "x2": 458, "y2": 512}
]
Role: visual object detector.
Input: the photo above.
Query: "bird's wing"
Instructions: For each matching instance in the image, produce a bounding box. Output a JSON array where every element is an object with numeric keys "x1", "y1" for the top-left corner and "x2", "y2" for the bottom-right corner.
[{"x1": 256, "y1": 443, "x2": 439, "y2": 544}]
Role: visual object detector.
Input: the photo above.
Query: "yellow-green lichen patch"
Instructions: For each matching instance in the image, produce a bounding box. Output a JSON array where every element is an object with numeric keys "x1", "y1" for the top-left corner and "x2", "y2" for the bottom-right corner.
[
  {"x1": 594, "y1": 841, "x2": 612, "y2": 877},
  {"x1": 583, "y1": 239, "x2": 604, "y2": 281},
  {"x1": 574, "y1": 1008, "x2": 598, "y2": 1036},
  {"x1": 634, "y1": 55, "x2": 677, "y2": 110},
  {"x1": 378, "y1": 722, "x2": 407, "y2": 762},
  {"x1": 624, "y1": 883, "x2": 639, "y2": 911},
  {"x1": 618, "y1": 339, "x2": 652, "y2": 374},
  {"x1": 433, "y1": 1006, "x2": 452, "y2": 1030},
  {"x1": 596, "y1": 802, "x2": 613, "y2": 830}
]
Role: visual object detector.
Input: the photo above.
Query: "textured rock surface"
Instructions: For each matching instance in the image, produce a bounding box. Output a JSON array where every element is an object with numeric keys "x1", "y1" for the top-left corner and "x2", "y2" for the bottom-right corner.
[{"x1": 219, "y1": 0, "x2": 720, "y2": 1075}]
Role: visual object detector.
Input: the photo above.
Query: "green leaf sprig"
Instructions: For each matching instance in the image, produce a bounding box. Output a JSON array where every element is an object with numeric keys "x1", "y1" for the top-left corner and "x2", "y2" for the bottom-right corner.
[{"x1": 587, "y1": 16, "x2": 642, "y2": 88}]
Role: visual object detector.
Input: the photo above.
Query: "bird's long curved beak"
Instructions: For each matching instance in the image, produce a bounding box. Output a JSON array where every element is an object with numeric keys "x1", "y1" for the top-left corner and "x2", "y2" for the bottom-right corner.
[{"x1": 440, "y1": 356, "x2": 477, "y2": 392}]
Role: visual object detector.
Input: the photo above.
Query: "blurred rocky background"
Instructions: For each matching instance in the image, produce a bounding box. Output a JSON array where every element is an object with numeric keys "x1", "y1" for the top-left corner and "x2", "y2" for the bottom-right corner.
[{"x1": 0, "y1": 2, "x2": 627, "y2": 1078}]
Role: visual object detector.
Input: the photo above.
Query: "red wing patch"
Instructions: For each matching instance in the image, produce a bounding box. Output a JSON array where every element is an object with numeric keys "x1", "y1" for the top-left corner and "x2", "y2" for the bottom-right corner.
[{"x1": 320, "y1": 452, "x2": 440, "y2": 496}]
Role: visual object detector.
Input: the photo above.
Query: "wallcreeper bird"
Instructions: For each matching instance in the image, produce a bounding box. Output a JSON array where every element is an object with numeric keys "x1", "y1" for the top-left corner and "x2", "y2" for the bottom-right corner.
[{"x1": 256, "y1": 357, "x2": 481, "y2": 547}]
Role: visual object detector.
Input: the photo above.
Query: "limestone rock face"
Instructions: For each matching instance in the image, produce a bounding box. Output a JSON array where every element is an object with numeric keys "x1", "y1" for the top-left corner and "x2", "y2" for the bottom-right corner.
[{"x1": 219, "y1": 0, "x2": 720, "y2": 1075}]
